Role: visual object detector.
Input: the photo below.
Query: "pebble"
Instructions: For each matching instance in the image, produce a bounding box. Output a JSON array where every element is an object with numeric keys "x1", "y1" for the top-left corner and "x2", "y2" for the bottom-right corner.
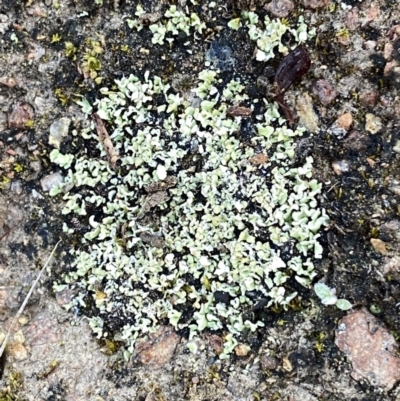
[
  {"x1": 8, "y1": 102, "x2": 35, "y2": 130},
  {"x1": 260, "y1": 354, "x2": 278, "y2": 370},
  {"x1": 365, "y1": 113, "x2": 383, "y2": 134},
  {"x1": 312, "y1": 80, "x2": 337, "y2": 106},
  {"x1": 295, "y1": 93, "x2": 319, "y2": 133},
  {"x1": 0, "y1": 76, "x2": 18, "y2": 88},
  {"x1": 40, "y1": 171, "x2": 64, "y2": 192},
  {"x1": 393, "y1": 140, "x2": 400, "y2": 154},
  {"x1": 335, "y1": 309, "x2": 400, "y2": 390},
  {"x1": 370, "y1": 238, "x2": 388, "y2": 255},
  {"x1": 49, "y1": 117, "x2": 71, "y2": 149},
  {"x1": 9, "y1": 342, "x2": 28, "y2": 360},
  {"x1": 345, "y1": 9, "x2": 358, "y2": 31},
  {"x1": 234, "y1": 343, "x2": 250, "y2": 357},
  {"x1": 137, "y1": 327, "x2": 180, "y2": 368},
  {"x1": 206, "y1": 333, "x2": 224, "y2": 355},
  {"x1": 336, "y1": 112, "x2": 353, "y2": 131},
  {"x1": 343, "y1": 131, "x2": 369, "y2": 152},
  {"x1": 359, "y1": 91, "x2": 379, "y2": 107},
  {"x1": 264, "y1": 0, "x2": 294, "y2": 18},
  {"x1": 332, "y1": 160, "x2": 350, "y2": 175}
]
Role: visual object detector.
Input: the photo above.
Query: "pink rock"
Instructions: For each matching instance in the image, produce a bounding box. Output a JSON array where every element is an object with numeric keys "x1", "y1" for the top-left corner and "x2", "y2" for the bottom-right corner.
[
  {"x1": 335, "y1": 309, "x2": 400, "y2": 390},
  {"x1": 359, "y1": 90, "x2": 379, "y2": 107},
  {"x1": 8, "y1": 102, "x2": 35, "y2": 130},
  {"x1": 345, "y1": 9, "x2": 359, "y2": 31},
  {"x1": 312, "y1": 80, "x2": 337, "y2": 106},
  {"x1": 264, "y1": 0, "x2": 294, "y2": 18}
]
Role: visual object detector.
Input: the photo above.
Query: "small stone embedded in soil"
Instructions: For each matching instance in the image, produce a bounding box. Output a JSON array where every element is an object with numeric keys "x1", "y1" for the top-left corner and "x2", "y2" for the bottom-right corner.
[
  {"x1": 260, "y1": 355, "x2": 278, "y2": 370},
  {"x1": 335, "y1": 309, "x2": 400, "y2": 390},
  {"x1": 370, "y1": 238, "x2": 388, "y2": 255},
  {"x1": 40, "y1": 171, "x2": 64, "y2": 192},
  {"x1": 137, "y1": 328, "x2": 180, "y2": 368},
  {"x1": 332, "y1": 160, "x2": 350, "y2": 175},
  {"x1": 234, "y1": 343, "x2": 250, "y2": 356},
  {"x1": 264, "y1": 0, "x2": 294, "y2": 18},
  {"x1": 345, "y1": 9, "x2": 359, "y2": 31},
  {"x1": 312, "y1": 80, "x2": 337, "y2": 106},
  {"x1": 0, "y1": 77, "x2": 18, "y2": 88},
  {"x1": 8, "y1": 102, "x2": 35, "y2": 130},
  {"x1": 49, "y1": 117, "x2": 71, "y2": 149},
  {"x1": 343, "y1": 131, "x2": 369, "y2": 152},
  {"x1": 249, "y1": 153, "x2": 269, "y2": 165},
  {"x1": 365, "y1": 113, "x2": 383, "y2": 134},
  {"x1": 295, "y1": 93, "x2": 319, "y2": 133},
  {"x1": 336, "y1": 112, "x2": 353, "y2": 131},
  {"x1": 282, "y1": 356, "x2": 293, "y2": 372},
  {"x1": 359, "y1": 91, "x2": 379, "y2": 107},
  {"x1": 206, "y1": 333, "x2": 224, "y2": 355},
  {"x1": 393, "y1": 140, "x2": 400, "y2": 154},
  {"x1": 9, "y1": 342, "x2": 28, "y2": 360}
]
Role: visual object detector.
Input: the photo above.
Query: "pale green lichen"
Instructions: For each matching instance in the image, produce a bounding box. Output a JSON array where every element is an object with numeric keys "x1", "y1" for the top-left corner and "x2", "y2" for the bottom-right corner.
[
  {"x1": 51, "y1": 69, "x2": 328, "y2": 358},
  {"x1": 50, "y1": 8, "x2": 327, "y2": 359}
]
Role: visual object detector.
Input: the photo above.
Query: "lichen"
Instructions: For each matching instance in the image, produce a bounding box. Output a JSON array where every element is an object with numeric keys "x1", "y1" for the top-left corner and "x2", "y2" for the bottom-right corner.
[{"x1": 49, "y1": 7, "x2": 327, "y2": 359}]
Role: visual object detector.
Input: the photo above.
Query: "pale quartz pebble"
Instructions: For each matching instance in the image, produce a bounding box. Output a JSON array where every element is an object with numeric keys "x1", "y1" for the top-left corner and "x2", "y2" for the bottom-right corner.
[
  {"x1": 365, "y1": 113, "x2": 383, "y2": 134},
  {"x1": 40, "y1": 171, "x2": 64, "y2": 192},
  {"x1": 332, "y1": 160, "x2": 350, "y2": 175},
  {"x1": 393, "y1": 140, "x2": 400, "y2": 154},
  {"x1": 49, "y1": 117, "x2": 71, "y2": 149},
  {"x1": 156, "y1": 164, "x2": 167, "y2": 180},
  {"x1": 9, "y1": 342, "x2": 28, "y2": 360}
]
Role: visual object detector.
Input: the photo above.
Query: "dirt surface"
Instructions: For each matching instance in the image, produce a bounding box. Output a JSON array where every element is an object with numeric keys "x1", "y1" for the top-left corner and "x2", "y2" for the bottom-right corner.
[{"x1": 1, "y1": 0, "x2": 400, "y2": 400}]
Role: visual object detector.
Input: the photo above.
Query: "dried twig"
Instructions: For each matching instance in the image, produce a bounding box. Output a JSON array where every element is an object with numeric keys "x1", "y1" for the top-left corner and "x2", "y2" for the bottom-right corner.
[
  {"x1": 0, "y1": 240, "x2": 62, "y2": 359},
  {"x1": 92, "y1": 112, "x2": 119, "y2": 168}
]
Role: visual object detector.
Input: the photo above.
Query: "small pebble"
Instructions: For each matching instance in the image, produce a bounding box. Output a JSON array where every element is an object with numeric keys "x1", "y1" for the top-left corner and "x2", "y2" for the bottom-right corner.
[
  {"x1": 296, "y1": 93, "x2": 319, "y2": 133},
  {"x1": 8, "y1": 102, "x2": 35, "y2": 130},
  {"x1": 312, "y1": 80, "x2": 337, "y2": 106},
  {"x1": 234, "y1": 343, "x2": 250, "y2": 357},
  {"x1": 365, "y1": 113, "x2": 383, "y2": 134},
  {"x1": 9, "y1": 343, "x2": 28, "y2": 360},
  {"x1": 359, "y1": 91, "x2": 379, "y2": 107},
  {"x1": 393, "y1": 140, "x2": 400, "y2": 154},
  {"x1": 40, "y1": 171, "x2": 64, "y2": 192},
  {"x1": 332, "y1": 160, "x2": 350, "y2": 175},
  {"x1": 336, "y1": 112, "x2": 353, "y2": 131},
  {"x1": 264, "y1": 0, "x2": 294, "y2": 18},
  {"x1": 370, "y1": 238, "x2": 387, "y2": 255},
  {"x1": 260, "y1": 355, "x2": 278, "y2": 370},
  {"x1": 49, "y1": 117, "x2": 71, "y2": 149}
]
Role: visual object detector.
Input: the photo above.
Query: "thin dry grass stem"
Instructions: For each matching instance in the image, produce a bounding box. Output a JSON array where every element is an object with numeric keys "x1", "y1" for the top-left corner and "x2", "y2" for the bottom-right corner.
[{"x1": 0, "y1": 240, "x2": 62, "y2": 358}]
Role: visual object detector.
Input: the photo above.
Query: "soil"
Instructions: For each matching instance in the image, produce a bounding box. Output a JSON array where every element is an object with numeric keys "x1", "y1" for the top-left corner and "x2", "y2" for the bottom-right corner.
[{"x1": 1, "y1": 0, "x2": 400, "y2": 400}]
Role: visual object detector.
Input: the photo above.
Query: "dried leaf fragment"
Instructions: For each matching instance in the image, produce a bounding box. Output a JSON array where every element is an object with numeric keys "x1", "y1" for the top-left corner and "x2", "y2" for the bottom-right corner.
[
  {"x1": 92, "y1": 112, "x2": 119, "y2": 168},
  {"x1": 227, "y1": 106, "x2": 252, "y2": 117},
  {"x1": 140, "y1": 232, "x2": 165, "y2": 248},
  {"x1": 274, "y1": 45, "x2": 311, "y2": 124},
  {"x1": 145, "y1": 176, "x2": 178, "y2": 193},
  {"x1": 249, "y1": 153, "x2": 269, "y2": 165}
]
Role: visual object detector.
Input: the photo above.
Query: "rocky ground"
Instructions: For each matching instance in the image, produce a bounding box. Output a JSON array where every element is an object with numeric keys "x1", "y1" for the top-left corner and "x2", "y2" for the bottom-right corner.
[{"x1": 1, "y1": 0, "x2": 400, "y2": 400}]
